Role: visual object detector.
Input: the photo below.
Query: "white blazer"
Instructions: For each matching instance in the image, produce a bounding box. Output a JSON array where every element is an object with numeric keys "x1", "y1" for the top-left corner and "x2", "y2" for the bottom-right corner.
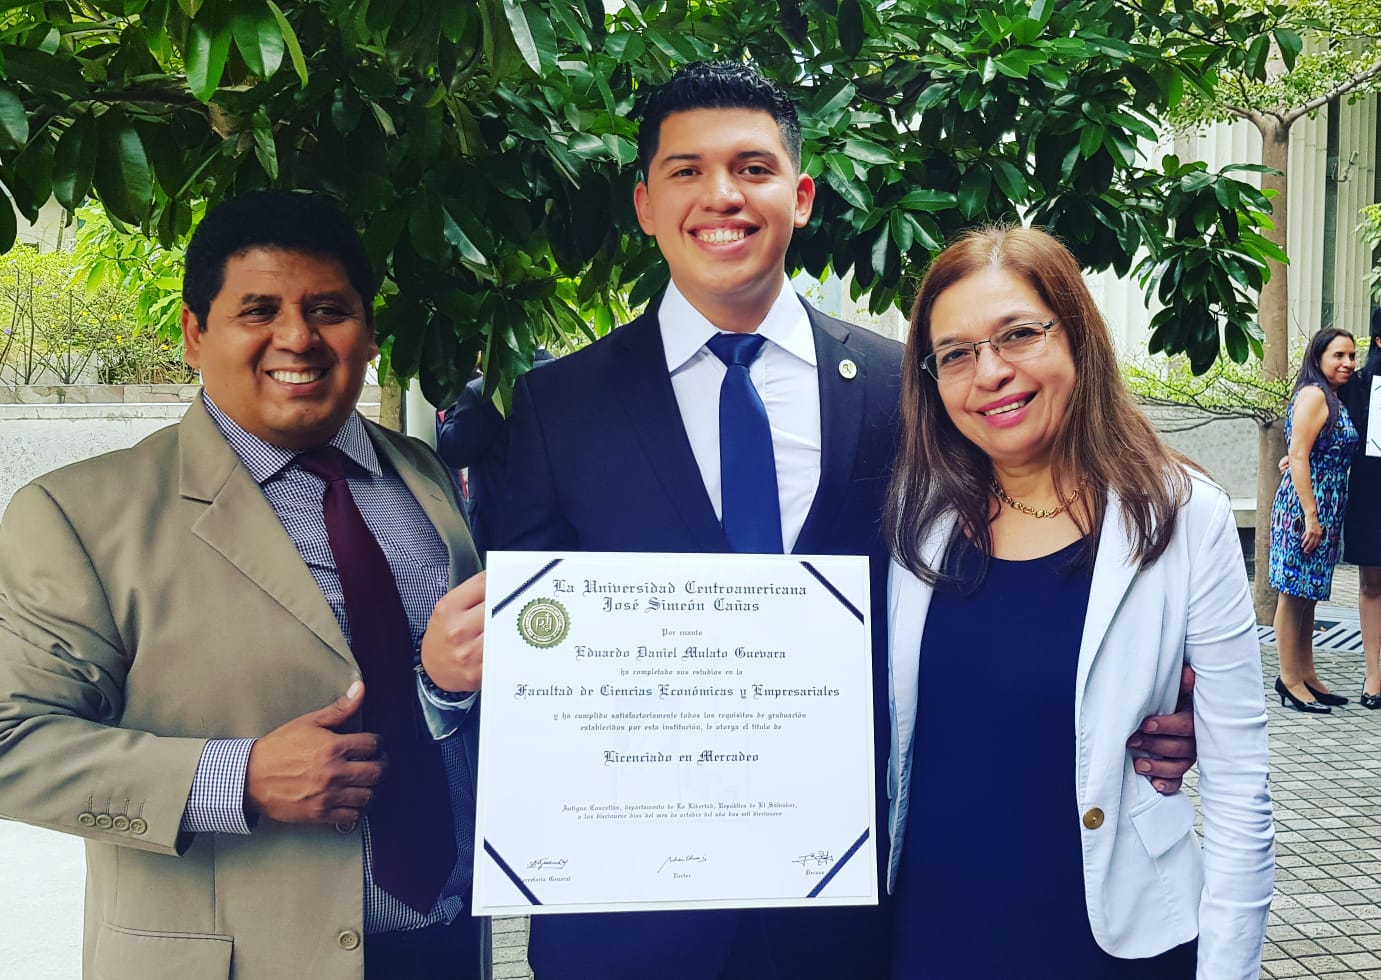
[{"x1": 887, "y1": 471, "x2": 1273, "y2": 980}]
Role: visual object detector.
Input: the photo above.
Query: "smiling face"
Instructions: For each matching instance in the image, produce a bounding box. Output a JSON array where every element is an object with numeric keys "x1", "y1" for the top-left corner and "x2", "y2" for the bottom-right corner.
[
  {"x1": 633, "y1": 107, "x2": 815, "y2": 333},
  {"x1": 182, "y1": 247, "x2": 377, "y2": 449},
  {"x1": 1319, "y1": 334, "x2": 1357, "y2": 389},
  {"x1": 927, "y1": 267, "x2": 1076, "y2": 474}
]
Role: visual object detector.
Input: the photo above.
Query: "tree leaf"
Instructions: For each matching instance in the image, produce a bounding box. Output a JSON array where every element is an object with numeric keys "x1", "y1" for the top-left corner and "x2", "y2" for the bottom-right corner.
[
  {"x1": 899, "y1": 188, "x2": 958, "y2": 212},
  {"x1": 0, "y1": 85, "x2": 28, "y2": 149},
  {"x1": 838, "y1": 0, "x2": 863, "y2": 57},
  {"x1": 0, "y1": 193, "x2": 15, "y2": 253},
  {"x1": 186, "y1": 5, "x2": 233, "y2": 102},
  {"x1": 1273, "y1": 28, "x2": 1302, "y2": 71},
  {"x1": 93, "y1": 111, "x2": 154, "y2": 224},
  {"x1": 232, "y1": 0, "x2": 285, "y2": 79},
  {"x1": 442, "y1": 199, "x2": 491, "y2": 269},
  {"x1": 502, "y1": 0, "x2": 542, "y2": 74},
  {"x1": 840, "y1": 138, "x2": 894, "y2": 166},
  {"x1": 989, "y1": 158, "x2": 1027, "y2": 202},
  {"x1": 265, "y1": 0, "x2": 308, "y2": 87},
  {"x1": 956, "y1": 168, "x2": 991, "y2": 219},
  {"x1": 52, "y1": 113, "x2": 97, "y2": 210},
  {"x1": 252, "y1": 110, "x2": 278, "y2": 180}
]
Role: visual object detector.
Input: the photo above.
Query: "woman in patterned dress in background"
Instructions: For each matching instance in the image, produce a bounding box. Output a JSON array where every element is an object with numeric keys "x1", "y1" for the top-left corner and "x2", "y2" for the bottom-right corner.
[{"x1": 1269, "y1": 327, "x2": 1359, "y2": 713}]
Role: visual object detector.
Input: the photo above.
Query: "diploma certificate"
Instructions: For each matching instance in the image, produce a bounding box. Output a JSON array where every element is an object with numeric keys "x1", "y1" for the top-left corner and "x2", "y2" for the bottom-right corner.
[{"x1": 473, "y1": 551, "x2": 877, "y2": 916}]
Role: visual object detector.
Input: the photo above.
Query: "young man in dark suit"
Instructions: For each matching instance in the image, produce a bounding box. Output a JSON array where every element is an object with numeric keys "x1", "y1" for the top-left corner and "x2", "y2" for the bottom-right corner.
[{"x1": 482, "y1": 62, "x2": 1195, "y2": 979}]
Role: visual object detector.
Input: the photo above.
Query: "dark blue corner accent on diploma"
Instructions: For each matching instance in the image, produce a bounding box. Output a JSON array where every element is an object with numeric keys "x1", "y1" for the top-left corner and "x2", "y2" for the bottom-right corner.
[
  {"x1": 493, "y1": 558, "x2": 564, "y2": 615},
  {"x1": 806, "y1": 828, "x2": 870, "y2": 899},
  {"x1": 800, "y1": 561, "x2": 864, "y2": 624},
  {"x1": 484, "y1": 840, "x2": 542, "y2": 906}
]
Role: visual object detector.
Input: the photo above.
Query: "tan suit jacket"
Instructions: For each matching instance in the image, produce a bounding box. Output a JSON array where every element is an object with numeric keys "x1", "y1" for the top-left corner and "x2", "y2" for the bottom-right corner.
[{"x1": 0, "y1": 398, "x2": 480, "y2": 979}]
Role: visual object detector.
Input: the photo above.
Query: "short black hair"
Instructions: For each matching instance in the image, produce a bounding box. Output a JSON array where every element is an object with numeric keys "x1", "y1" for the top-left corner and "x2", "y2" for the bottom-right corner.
[
  {"x1": 637, "y1": 61, "x2": 802, "y2": 177},
  {"x1": 182, "y1": 190, "x2": 379, "y2": 329}
]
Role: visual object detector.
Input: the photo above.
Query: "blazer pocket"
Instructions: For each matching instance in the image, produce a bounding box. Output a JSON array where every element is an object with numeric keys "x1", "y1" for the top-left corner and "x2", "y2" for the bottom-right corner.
[
  {"x1": 94, "y1": 923, "x2": 232, "y2": 980},
  {"x1": 1128, "y1": 791, "x2": 1196, "y2": 859}
]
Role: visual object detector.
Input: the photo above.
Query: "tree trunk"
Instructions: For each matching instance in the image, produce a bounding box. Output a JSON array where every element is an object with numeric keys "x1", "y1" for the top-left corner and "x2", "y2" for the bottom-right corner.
[
  {"x1": 1251, "y1": 116, "x2": 1292, "y2": 623},
  {"x1": 378, "y1": 375, "x2": 406, "y2": 432}
]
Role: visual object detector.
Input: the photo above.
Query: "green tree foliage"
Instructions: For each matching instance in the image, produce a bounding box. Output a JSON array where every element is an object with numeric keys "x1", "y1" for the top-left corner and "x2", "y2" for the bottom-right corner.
[
  {"x1": 1128, "y1": 0, "x2": 1381, "y2": 618},
  {"x1": 0, "y1": 244, "x2": 194, "y2": 384},
  {"x1": 0, "y1": 0, "x2": 1285, "y2": 402}
]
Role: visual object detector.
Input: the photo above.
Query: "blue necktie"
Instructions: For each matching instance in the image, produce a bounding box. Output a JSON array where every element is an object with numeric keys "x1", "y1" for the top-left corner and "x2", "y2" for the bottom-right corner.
[{"x1": 707, "y1": 333, "x2": 783, "y2": 554}]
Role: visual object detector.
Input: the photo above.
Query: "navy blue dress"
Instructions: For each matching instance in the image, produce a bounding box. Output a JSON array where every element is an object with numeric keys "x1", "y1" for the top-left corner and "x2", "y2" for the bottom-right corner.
[{"x1": 891, "y1": 537, "x2": 1196, "y2": 979}]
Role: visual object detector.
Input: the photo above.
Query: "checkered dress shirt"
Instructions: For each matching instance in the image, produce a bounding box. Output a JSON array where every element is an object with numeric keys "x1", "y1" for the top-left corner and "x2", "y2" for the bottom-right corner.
[{"x1": 181, "y1": 395, "x2": 476, "y2": 933}]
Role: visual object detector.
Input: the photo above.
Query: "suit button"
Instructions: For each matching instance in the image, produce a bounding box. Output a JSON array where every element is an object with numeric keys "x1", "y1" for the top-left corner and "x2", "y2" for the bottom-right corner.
[
  {"x1": 112, "y1": 816, "x2": 130, "y2": 832},
  {"x1": 129, "y1": 818, "x2": 148, "y2": 835},
  {"x1": 94, "y1": 814, "x2": 113, "y2": 830},
  {"x1": 1082, "y1": 807, "x2": 1105, "y2": 830},
  {"x1": 337, "y1": 930, "x2": 361, "y2": 951},
  {"x1": 77, "y1": 812, "x2": 96, "y2": 828}
]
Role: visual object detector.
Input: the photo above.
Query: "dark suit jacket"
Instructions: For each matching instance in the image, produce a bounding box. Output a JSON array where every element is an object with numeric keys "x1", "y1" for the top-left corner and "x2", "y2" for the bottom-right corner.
[{"x1": 489, "y1": 299, "x2": 903, "y2": 979}]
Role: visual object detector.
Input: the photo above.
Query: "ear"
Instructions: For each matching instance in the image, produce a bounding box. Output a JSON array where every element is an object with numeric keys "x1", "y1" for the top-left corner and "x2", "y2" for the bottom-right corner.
[
  {"x1": 793, "y1": 173, "x2": 816, "y2": 229},
  {"x1": 180, "y1": 305, "x2": 202, "y2": 369},
  {"x1": 633, "y1": 180, "x2": 656, "y2": 236}
]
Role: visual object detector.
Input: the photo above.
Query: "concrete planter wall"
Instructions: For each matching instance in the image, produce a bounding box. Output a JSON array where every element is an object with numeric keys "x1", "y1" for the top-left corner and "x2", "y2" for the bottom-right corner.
[{"x1": 0, "y1": 384, "x2": 382, "y2": 517}]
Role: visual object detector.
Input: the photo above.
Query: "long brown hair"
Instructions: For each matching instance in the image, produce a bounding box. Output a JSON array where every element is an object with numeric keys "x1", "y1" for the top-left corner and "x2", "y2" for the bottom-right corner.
[{"x1": 884, "y1": 225, "x2": 1191, "y2": 583}]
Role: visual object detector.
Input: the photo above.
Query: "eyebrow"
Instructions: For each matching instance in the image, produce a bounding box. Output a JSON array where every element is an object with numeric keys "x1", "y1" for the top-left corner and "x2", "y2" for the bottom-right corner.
[
  {"x1": 658, "y1": 149, "x2": 783, "y2": 168},
  {"x1": 931, "y1": 312, "x2": 1043, "y2": 349},
  {"x1": 234, "y1": 291, "x2": 359, "y2": 309}
]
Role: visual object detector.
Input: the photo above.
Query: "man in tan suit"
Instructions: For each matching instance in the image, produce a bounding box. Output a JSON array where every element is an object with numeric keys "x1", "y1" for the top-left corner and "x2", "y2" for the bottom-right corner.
[{"x1": 0, "y1": 191, "x2": 486, "y2": 979}]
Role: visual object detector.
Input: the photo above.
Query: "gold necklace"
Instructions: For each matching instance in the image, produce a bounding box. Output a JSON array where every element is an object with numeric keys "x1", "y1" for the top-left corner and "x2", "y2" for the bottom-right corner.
[{"x1": 991, "y1": 478, "x2": 1086, "y2": 519}]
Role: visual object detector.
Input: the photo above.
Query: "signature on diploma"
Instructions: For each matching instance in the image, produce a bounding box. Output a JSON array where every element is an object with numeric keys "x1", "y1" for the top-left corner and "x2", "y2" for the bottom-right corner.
[
  {"x1": 526, "y1": 857, "x2": 569, "y2": 871},
  {"x1": 792, "y1": 850, "x2": 834, "y2": 871},
  {"x1": 658, "y1": 853, "x2": 708, "y2": 874}
]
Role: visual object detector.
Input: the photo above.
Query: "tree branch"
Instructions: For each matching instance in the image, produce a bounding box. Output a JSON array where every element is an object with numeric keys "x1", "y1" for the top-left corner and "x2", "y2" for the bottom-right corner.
[{"x1": 1282, "y1": 55, "x2": 1381, "y2": 126}]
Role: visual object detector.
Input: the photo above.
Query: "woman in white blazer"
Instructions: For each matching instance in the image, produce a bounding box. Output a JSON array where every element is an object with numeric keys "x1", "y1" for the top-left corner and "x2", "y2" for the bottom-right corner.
[{"x1": 882, "y1": 226, "x2": 1273, "y2": 979}]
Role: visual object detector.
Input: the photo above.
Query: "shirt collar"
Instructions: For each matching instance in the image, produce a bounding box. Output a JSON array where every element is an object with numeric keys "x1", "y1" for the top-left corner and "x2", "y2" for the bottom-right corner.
[
  {"x1": 201, "y1": 392, "x2": 382, "y2": 485},
  {"x1": 659, "y1": 276, "x2": 818, "y2": 374}
]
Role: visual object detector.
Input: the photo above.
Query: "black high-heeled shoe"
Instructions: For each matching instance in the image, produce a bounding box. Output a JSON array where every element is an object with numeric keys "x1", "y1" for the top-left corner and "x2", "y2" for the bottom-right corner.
[
  {"x1": 1304, "y1": 682, "x2": 1348, "y2": 706},
  {"x1": 1275, "y1": 677, "x2": 1331, "y2": 713},
  {"x1": 1361, "y1": 692, "x2": 1381, "y2": 710}
]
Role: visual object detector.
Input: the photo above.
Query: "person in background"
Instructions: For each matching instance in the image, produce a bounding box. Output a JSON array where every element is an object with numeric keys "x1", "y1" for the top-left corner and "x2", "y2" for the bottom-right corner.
[
  {"x1": 1269, "y1": 327, "x2": 1358, "y2": 712},
  {"x1": 885, "y1": 226, "x2": 1273, "y2": 979},
  {"x1": 436, "y1": 349, "x2": 553, "y2": 548},
  {"x1": 1342, "y1": 309, "x2": 1381, "y2": 707}
]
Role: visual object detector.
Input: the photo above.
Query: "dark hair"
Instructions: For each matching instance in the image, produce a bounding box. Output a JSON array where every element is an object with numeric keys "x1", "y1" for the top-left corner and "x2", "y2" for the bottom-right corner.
[
  {"x1": 1366, "y1": 308, "x2": 1381, "y2": 374},
  {"x1": 884, "y1": 225, "x2": 1192, "y2": 585},
  {"x1": 636, "y1": 61, "x2": 802, "y2": 177},
  {"x1": 182, "y1": 191, "x2": 379, "y2": 329},
  {"x1": 1293, "y1": 327, "x2": 1356, "y2": 429}
]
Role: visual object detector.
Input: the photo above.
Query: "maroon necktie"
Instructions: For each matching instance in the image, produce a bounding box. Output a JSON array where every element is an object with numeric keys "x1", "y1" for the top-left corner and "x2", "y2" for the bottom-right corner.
[{"x1": 297, "y1": 446, "x2": 455, "y2": 914}]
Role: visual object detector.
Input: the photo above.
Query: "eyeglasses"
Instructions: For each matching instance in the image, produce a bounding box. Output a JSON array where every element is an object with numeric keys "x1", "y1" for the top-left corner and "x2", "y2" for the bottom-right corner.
[{"x1": 922, "y1": 319, "x2": 1059, "y2": 382}]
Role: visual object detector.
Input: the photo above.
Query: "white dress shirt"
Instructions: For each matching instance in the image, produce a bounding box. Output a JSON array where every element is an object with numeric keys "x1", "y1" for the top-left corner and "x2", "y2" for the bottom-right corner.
[{"x1": 660, "y1": 277, "x2": 822, "y2": 552}]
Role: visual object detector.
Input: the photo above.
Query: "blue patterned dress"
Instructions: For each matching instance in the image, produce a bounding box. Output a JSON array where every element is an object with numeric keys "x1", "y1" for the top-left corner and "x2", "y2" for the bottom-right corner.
[{"x1": 1269, "y1": 386, "x2": 1359, "y2": 600}]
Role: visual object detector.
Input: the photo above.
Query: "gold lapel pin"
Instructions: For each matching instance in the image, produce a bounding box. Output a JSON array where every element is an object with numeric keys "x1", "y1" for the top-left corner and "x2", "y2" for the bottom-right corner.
[{"x1": 838, "y1": 359, "x2": 858, "y2": 380}]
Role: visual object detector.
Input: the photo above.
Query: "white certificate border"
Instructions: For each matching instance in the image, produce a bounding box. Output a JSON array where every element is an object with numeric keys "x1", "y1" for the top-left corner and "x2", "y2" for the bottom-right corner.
[{"x1": 473, "y1": 551, "x2": 877, "y2": 917}]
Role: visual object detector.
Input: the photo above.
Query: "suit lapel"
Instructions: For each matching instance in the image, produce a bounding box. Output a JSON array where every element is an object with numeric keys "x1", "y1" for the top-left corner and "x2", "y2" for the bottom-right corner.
[
  {"x1": 1075, "y1": 491, "x2": 1140, "y2": 711},
  {"x1": 795, "y1": 306, "x2": 866, "y2": 554},
  {"x1": 369, "y1": 423, "x2": 475, "y2": 587},
  {"x1": 179, "y1": 399, "x2": 354, "y2": 665},
  {"x1": 613, "y1": 310, "x2": 728, "y2": 550}
]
